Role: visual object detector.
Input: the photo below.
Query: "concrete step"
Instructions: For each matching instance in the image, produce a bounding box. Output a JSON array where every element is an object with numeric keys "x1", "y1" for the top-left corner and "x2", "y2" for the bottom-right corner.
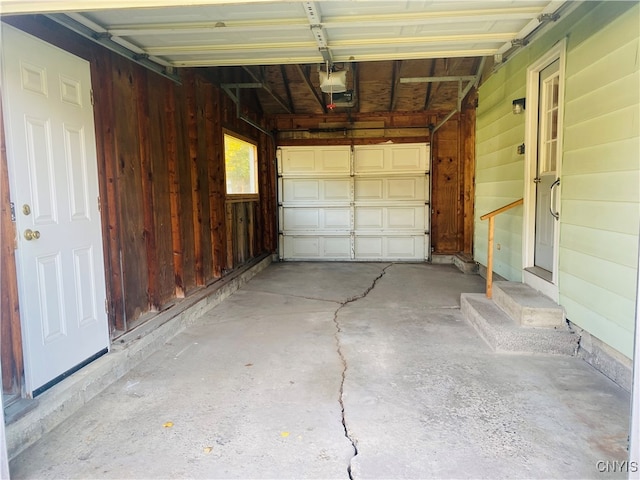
[
  {"x1": 452, "y1": 253, "x2": 478, "y2": 275},
  {"x1": 493, "y1": 281, "x2": 565, "y2": 328},
  {"x1": 461, "y1": 293, "x2": 578, "y2": 355}
]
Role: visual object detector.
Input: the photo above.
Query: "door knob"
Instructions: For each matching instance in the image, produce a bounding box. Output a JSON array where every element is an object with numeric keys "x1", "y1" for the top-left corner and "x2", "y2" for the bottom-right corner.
[{"x1": 24, "y1": 229, "x2": 40, "y2": 241}]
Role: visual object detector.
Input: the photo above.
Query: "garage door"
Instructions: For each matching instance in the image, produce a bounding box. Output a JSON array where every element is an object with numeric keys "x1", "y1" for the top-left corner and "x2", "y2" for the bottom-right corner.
[{"x1": 278, "y1": 143, "x2": 429, "y2": 261}]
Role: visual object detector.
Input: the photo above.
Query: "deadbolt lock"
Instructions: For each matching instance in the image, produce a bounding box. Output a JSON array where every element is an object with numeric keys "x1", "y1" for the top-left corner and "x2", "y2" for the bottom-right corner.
[{"x1": 22, "y1": 204, "x2": 31, "y2": 215}]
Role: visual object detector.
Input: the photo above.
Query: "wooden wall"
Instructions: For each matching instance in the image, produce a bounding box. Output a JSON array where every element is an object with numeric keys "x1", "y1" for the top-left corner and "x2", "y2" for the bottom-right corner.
[
  {"x1": 0, "y1": 16, "x2": 277, "y2": 392},
  {"x1": 274, "y1": 108, "x2": 476, "y2": 255},
  {"x1": 431, "y1": 101, "x2": 476, "y2": 255}
]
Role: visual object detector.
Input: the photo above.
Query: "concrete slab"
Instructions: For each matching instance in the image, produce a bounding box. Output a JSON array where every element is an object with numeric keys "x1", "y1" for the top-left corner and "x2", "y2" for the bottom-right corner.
[
  {"x1": 9, "y1": 263, "x2": 630, "y2": 479},
  {"x1": 493, "y1": 281, "x2": 565, "y2": 328}
]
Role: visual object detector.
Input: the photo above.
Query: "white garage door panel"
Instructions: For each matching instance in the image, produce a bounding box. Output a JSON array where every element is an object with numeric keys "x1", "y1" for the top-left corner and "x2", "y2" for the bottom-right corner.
[
  {"x1": 355, "y1": 177, "x2": 427, "y2": 202},
  {"x1": 354, "y1": 235, "x2": 426, "y2": 260},
  {"x1": 282, "y1": 235, "x2": 351, "y2": 259},
  {"x1": 282, "y1": 178, "x2": 352, "y2": 204},
  {"x1": 278, "y1": 143, "x2": 429, "y2": 261},
  {"x1": 283, "y1": 207, "x2": 351, "y2": 231},
  {"x1": 354, "y1": 206, "x2": 425, "y2": 230},
  {"x1": 278, "y1": 146, "x2": 351, "y2": 176},
  {"x1": 355, "y1": 144, "x2": 427, "y2": 175}
]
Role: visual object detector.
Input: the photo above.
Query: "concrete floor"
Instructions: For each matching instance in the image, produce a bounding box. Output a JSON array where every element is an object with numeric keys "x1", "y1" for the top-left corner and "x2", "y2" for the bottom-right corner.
[{"x1": 10, "y1": 263, "x2": 631, "y2": 479}]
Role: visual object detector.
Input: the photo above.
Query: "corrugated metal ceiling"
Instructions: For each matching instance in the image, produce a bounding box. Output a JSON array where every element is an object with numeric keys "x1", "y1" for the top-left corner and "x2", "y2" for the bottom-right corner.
[{"x1": 1, "y1": 1, "x2": 570, "y2": 115}]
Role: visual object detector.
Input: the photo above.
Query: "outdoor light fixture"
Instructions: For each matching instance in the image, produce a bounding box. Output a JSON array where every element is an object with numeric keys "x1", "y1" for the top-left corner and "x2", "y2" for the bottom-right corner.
[{"x1": 512, "y1": 98, "x2": 526, "y2": 114}]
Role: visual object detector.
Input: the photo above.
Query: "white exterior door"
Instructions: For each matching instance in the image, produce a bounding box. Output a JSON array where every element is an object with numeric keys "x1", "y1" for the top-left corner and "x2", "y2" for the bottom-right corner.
[
  {"x1": 2, "y1": 26, "x2": 109, "y2": 396},
  {"x1": 534, "y1": 59, "x2": 561, "y2": 272},
  {"x1": 523, "y1": 40, "x2": 565, "y2": 302},
  {"x1": 278, "y1": 143, "x2": 429, "y2": 261}
]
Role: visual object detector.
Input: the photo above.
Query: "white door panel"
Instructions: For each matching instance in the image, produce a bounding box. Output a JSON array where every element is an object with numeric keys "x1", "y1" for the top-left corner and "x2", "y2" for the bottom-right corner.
[
  {"x1": 355, "y1": 144, "x2": 427, "y2": 175},
  {"x1": 354, "y1": 206, "x2": 424, "y2": 230},
  {"x1": 278, "y1": 146, "x2": 351, "y2": 176},
  {"x1": 278, "y1": 144, "x2": 429, "y2": 261},
  {"x1": 282, "y1": 235, "x2": 352, "y2": 259},
  {"x1": 355, "y1": 176, "x2": 427, "y2": 202},
  {"x1": 283, "y1": 207, "x2": 351, "y2": 231},
  {"x1": 355, "y1": 235, "x2": 425, "y2": 260},
  {"x1": 282, "y1": 178, "x2": 352, "y2": 204},
  {"x1": 2, "y1": 26, "x2": 109, "y2": 395}
]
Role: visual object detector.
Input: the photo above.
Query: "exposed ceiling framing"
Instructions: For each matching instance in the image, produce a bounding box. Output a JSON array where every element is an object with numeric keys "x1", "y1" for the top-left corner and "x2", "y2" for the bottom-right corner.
[{"x1": 1, "y1": 1, "x2": 578, "y2": 116}]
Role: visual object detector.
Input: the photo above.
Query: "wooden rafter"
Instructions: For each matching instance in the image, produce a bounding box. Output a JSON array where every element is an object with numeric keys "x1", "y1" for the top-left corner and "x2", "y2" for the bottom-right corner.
[
  {"x1": 295, "y1": 64, "x2": 326, "y2": 114},
  {"x1": 424, "y1": 59, "x2": 438, "y2": 110},
  {"x1": 389, "y1": 60, "x2": 401, "y2": 112},
  {"x1": 279, "y1": 65, "x2": 295, "y2": 113},
  {"x1": 242, "y1": 65, "x2": 292, "y2": 114}
]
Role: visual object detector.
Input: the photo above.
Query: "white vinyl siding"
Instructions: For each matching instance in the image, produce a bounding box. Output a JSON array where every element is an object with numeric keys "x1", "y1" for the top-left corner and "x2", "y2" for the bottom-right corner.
[
  {"x1": 559, "y1": 2, "x2": 639, "y2": 358},
  {"x1": 475, "y1": 1, "x2": 639, "y2": 358}
]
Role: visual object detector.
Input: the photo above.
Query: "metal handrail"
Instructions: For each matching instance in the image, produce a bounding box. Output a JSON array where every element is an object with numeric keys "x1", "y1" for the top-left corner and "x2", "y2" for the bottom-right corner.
[{"x1": 480, "y1": 198, "x2": 523, "y2": 298}]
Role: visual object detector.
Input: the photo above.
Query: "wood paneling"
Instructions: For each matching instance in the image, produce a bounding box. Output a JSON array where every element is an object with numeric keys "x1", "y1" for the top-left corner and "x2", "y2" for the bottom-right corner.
[
  {"x1": 208, "y1": 86, "x2": 226, "y2": 278},
  {"x1": 112, "y1": 55, "x2": 150, "y2": 322},
  {"x1": 428, "y1": 106, "x2": 476, "y2": 255},
  {"x1": 146, "y1": 73, "x2": 176, "y2": 307},
  {"x1": 0, "y1": 17, "x2": 277, "y2": 391},
  {"x1": 0, "y1": 96, "x2": 24, "y2": 394}
]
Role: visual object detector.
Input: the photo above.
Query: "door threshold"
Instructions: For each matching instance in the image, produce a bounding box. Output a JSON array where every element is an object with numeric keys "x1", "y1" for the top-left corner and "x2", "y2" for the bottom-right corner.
[
  {"x1": 525, "y1": 266, "x2": 552, "y2": 283},
  {"x1": 523, "y1": 267, "x2": 558, "y2": 303}
]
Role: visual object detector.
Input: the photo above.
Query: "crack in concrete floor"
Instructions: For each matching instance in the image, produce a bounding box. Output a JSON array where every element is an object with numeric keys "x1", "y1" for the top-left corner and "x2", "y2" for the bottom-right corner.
[{"x1": 332, "y1": 263, "x2": 393, "y2": 479}]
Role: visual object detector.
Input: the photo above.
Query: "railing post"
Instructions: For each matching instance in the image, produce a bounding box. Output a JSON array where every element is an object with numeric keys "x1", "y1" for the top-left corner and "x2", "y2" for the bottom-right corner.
[
  {"x1": 486, "y1": 216, "x2": 494, "y2": 299},
  {"x1": 480, "y1": 198, "x2": 522, "y2": 299}
]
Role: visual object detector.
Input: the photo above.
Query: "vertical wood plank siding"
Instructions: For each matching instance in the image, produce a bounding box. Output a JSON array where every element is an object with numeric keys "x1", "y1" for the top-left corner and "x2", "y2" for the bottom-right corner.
[
  {"x1": 0, "y1": 98, "x2": 24, "y2": 394},
  {"x1": 475, "y1": 1, "x2": 639, "y2": 358},
  {"x1": 0, "y1": 15, "x2": 277, "y2": 361}
]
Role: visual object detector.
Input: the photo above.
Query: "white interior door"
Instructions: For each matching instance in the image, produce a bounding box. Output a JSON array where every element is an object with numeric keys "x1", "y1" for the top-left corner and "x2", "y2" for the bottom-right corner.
[
  {"x1": 534, "y1": 59, "x2": 561, "y2": 273},
  {"x1": 1, "y1": 25, "x2": 109, "y2": 396}
]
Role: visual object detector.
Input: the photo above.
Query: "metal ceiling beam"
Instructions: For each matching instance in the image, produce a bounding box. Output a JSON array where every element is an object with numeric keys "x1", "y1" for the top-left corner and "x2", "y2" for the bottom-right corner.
[
  {"x1": 1, "y1": 0, "x2": 281, "y2": 15},
  {"x1": 144, "y1": 33, "x2": 514, "y2": 57},
  {"x1": 303, "y1": 1, "x2": 333, "y2": 64},
  {"x1": 172, "y1": 50, "x2": 497, "y2": 68},
  {"x1": 87, "y1": 7, "x2": 546, "y2": 37},
  {"x1": 494, "y1": 0, "x2": 566, "y2": 58},
  {"x1": 45, "y1": 13, "x2": 181, "y2": 84}
]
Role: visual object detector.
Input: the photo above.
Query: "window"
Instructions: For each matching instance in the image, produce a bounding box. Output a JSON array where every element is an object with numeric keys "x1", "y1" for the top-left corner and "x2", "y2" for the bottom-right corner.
[{"x1": 224, "y1": 133, "x2": 258, "y2": 195}]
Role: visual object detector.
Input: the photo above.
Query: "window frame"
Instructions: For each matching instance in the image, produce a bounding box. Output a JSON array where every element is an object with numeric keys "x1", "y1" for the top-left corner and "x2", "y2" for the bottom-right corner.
[{"x1": 223, "y1": 130, "x2": 259, "y2": 199}]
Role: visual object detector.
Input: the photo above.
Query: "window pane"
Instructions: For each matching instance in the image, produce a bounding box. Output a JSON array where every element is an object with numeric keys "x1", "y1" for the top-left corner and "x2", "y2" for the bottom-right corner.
[{"x1": 224, "y1": 134, "x2": 258, "y2": 194}]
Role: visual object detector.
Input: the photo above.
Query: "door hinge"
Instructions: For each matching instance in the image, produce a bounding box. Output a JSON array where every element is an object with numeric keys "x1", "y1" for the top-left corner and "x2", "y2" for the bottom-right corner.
[
  {"x1": 105, "y1": 298, "x2": 108, "y2": 314},
  {"x1": 90, "y1": 89, "x2": 95, "y2": 106},
  {"x1": 97, "y1": 196, "x2": 101, "y2": 212},
  {"x1": 533, "y1": 177, "x2": 542, "y2": 184}
]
